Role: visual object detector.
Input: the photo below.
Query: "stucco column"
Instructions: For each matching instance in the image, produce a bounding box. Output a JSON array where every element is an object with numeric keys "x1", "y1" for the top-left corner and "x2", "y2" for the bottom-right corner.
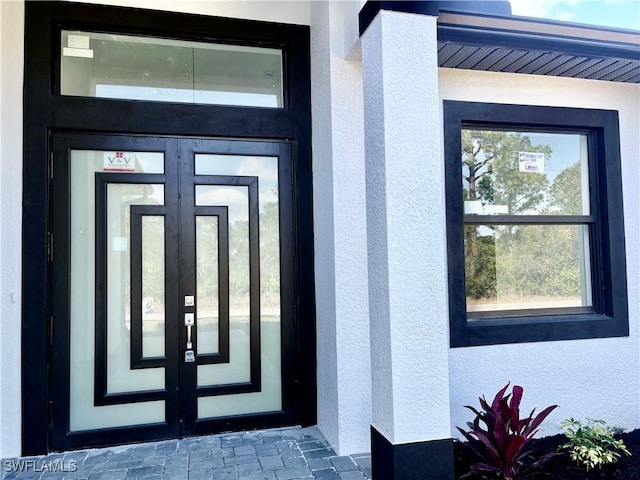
[
  {"x1": 310, "y1": 1, "x2": 371, "y2": 455},
  {"x1": 361, "y1": 9, "x2": 453, "y2": 479}
]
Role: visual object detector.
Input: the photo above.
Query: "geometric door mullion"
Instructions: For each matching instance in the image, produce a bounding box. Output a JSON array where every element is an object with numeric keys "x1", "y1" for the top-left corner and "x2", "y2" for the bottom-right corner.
[
  {"x1": 94, "y1": 173, "x2": 167, "y2": 406},
  {"x1": 192, "y1": 175, "x2": 262, "y2": 398},
  {"x1": 130, "y1": 204, "x2": 167, "y2": 370},
  {"x1": 192, "y1": 205, "x2": 230, "y2": 366}
]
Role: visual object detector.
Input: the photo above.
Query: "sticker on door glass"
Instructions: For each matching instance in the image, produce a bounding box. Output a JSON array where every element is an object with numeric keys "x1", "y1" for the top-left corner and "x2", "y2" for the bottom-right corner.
[{"x1": 103, "y1": 151, "x2": 137, "y2": 172}]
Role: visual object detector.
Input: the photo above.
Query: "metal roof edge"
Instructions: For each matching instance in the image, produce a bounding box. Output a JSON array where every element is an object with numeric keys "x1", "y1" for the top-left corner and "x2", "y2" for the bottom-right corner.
[
  {"x1": 439, "y1": 9, "x2": 640, "y2": 36},
  {"x1": 438, "y1": 23, "x2": 640, "y2": 62}
]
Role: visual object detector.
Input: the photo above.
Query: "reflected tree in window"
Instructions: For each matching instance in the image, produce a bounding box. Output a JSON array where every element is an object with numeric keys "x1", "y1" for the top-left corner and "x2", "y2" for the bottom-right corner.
[
  {"x1": 463, "y1": 131, "x2": 550, "y2": 303},
  {"x1": 462, "y1": 130, "x2": 588, "y2": 310},
  {"x1": 462, "y1": 130, "x2": 551, "y2": 212},
  {"x1": 549, "y1": 161, "x2": 583, "y2": 215}
]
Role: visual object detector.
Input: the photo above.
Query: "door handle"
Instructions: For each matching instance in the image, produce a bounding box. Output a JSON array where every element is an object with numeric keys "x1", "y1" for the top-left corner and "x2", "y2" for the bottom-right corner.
[
  {"x1": 185, "y1": 313, "x2": 195, "y2": 348},
  {"x1": 185, "y1": 313, "x2": 195, "y2": 363}
]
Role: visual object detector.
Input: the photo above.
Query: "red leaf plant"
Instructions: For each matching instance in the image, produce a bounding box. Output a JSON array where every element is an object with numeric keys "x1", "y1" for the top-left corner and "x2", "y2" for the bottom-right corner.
[{"x1": 458, "y1": 384, "x2": 558, "y2": 479}]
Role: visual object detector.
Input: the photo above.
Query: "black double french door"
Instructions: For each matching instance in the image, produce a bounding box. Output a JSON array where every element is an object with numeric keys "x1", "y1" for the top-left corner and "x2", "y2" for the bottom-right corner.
[
  {"x1": 51, "y1": 133, "x2": 296, "y2": 450},
  {"x1": 23, "y1": 1, "x2": 314, "y2": 455}
]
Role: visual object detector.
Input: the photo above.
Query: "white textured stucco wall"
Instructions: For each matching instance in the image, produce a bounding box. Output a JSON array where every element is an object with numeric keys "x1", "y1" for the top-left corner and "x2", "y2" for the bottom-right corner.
[
  {"x1": 362, "y1": 11, "x2": 451, "y2": 445},
  {"x1": 442, "y1": 68, "x2": 640, "y2": 438},
  {"x1": 311, "y1": 1, "x2": 371, "y2": 455},
  {"x1": 0, "y1": 0, "x2": 25, "y2": 460},
  {"x1": 361, "y1": 13, "x2": 393, "y2": 442}
]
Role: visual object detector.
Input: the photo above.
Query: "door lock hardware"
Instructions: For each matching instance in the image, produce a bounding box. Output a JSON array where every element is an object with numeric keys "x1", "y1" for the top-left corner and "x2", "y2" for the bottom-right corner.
[
  {"x1": 184, "y1": 295, "x2": 195, "y2": 307},
  {"x1": 185, "y1": 311, "x2": 195, "y2": 362},
  {"x1": 185, "y1": 313, "x2": 195, "y2": 349}
]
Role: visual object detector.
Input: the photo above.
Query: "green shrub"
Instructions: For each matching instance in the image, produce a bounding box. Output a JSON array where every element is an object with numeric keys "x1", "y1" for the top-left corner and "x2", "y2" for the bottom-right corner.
[{"x1": 559, "y1": 418, "x2": 631, "y2": 471}]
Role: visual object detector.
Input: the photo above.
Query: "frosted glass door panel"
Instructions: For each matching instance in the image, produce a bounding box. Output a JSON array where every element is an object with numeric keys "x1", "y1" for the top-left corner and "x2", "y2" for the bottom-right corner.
[
  {"x1": 106, "y1": 183, "x2": 165, "y2": 394},
  {"x1": 196, "y1": 186, "x2": 251, "y2": 386},
  {"x1": 195, "y1": 154, "x2": 282, "y2": 418},
  {"x1": 69, "y1": 149, "x2": 165, "y2": 432},
  {"x1": 196, "y1": 216, "x2": 220, "y2": 355},
  {"x1": 198, "y1": 323, "x2": 281, "y2": 417},
  {"x1": 142, "y1": 216, "x2": 166, "y2": 358}
]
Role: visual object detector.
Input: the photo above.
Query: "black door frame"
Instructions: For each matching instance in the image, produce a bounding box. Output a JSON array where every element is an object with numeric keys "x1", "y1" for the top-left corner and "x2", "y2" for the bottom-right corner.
[{"x1": 23, "y1": 1, "x2": 315, "y2": 455}]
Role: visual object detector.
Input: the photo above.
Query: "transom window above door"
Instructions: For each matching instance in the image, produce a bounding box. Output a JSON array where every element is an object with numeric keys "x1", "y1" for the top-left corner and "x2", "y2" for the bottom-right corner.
[{"x1": 60, "y1": 30, "x2": 284, "y2": 108}]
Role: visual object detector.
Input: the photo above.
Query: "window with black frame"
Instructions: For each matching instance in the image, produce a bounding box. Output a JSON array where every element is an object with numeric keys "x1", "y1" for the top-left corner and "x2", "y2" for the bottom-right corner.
[
  {"x1": 462, "y1": 129, "x2": 594, "y2": 317},
  {"x1": 444, "y1": 101, "x2": 628, "y2": 347}
]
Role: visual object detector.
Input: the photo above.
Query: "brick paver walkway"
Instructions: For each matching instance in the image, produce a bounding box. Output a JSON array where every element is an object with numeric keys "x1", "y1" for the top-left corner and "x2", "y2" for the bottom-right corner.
[{"x1": 1, "y1": 426, "x2": 371, "y2": 480}]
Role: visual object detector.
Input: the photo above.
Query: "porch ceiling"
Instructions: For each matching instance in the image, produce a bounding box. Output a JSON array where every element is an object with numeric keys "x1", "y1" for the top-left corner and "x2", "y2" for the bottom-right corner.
[{"x1": 437, "y1": 12, "x2": 640, "y2": 83}]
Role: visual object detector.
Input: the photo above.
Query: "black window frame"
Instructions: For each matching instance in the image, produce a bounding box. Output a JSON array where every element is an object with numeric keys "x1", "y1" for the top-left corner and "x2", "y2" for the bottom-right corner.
[{"x1": 444, "y1": 101, "x2": 629, "y2": 347}]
